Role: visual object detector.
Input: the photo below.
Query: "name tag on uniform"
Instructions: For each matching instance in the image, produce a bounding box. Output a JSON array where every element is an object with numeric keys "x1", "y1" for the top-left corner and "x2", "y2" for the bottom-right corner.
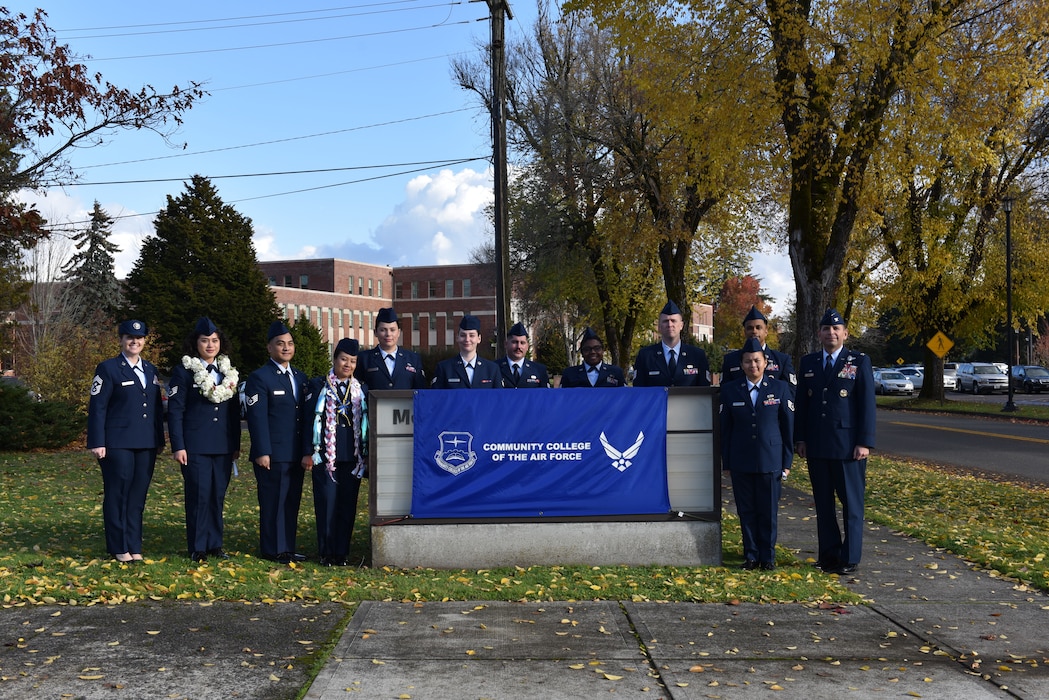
[
  {"x1": 273, "y1": 390, "x2": 286, "y2": 396},
  {"x1": 367, "y1": 366, "x2": 379, "y2": 372},
  {"x1": 448, "y1": 377, "x2": 461, "y2": 383},
  {"x1": 121, "y1": 380, "x2": 134, "y2": 386},
  {"x1": 648, "y1": 370, "x2": 660, "y2": 375},
  {"x1": 731, "y1": 401, "x2": 745, "y2": 407}
]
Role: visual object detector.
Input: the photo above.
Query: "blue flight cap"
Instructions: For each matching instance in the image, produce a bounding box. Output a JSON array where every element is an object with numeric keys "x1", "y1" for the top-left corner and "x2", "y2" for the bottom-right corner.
[
  {"x1": 741, "y1": 337, "x2": 764, "y2": 355},
  {"x1": 118, "y1": 319, "x2": 148, "y2": 337},
  {"x1": 660, "y1": 300, "x2": 682, "y2": 316},
  {"x1": 820, "y1": 308, "x2": 845, "y2": 326},
  {"x1": 193, "y1": 316, "x2": 218, "y2": 336},
  {"x1": 743, "y1": 305, "x2": 768, "y2": 324},
  {"x1": 460, "y1": 315, "x2": 481, "y2": 332},
  {"x1": 267, "y1": 320, "x2": 292, "y2": 340},
  {"x1": 376, "y1": 307, "x2": 398, "y2": 325},
  {"x1": 580, "y1": 327, "x2": 601, "y2": 345},
  {"x1": 334, "y1": 337, "x2": 359, "y2": 358},
  {"x1": 507, "y1": 322, "x2": 528, "y2": 338}
]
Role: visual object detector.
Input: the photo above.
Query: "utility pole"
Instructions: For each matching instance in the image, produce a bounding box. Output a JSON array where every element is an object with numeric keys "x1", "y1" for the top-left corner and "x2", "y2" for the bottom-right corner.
[{"x1": 486, "y1": 0, "x2": 512, "y2": 355}]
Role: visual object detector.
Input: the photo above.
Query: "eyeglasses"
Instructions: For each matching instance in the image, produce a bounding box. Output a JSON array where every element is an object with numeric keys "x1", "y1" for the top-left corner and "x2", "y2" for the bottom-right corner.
[{"x1": 581, "y1": 344, "x2": 603, "y2": 353}]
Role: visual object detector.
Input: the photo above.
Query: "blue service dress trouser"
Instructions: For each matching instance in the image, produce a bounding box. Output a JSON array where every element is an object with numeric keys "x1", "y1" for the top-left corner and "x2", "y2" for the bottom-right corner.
[
  {"x1": 99, "y1": 448, "x2": 156, "y2": 555},
  {"x1": 182, "y1": 453, "x2": 234, "y2": 554},
  {"x1": 311, "y1": 461, "x2": 362, "y2": 560},
  {"x1": 730, "y1": 470, "x2": 782, "y2": 564},
  {"x1": 254, "y1": 460, "x2": 304, "y2": 557},
  {"x1": 807, "y1": 457, "x2": 867, "y2": 565}
]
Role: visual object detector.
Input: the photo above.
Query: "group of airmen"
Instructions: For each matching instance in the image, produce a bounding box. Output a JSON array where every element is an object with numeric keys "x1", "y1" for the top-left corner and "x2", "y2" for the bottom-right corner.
[{"x1": 87, "y1": 299, "x2": 873, "y2": 576}]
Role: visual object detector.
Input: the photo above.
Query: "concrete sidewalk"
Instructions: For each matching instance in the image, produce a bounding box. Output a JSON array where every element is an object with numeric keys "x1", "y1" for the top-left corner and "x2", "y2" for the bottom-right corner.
[{"x1": 3, "y1": 480, "x2": 1049, "y2": 698}]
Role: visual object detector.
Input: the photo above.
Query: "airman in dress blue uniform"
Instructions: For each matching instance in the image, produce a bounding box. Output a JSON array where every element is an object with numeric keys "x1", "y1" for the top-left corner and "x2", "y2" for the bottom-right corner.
[
  {"x1": 167, "y1": 317, "x2": 242, "y2": 563},
  {"x1": 354, "y1": 307, "x2": 427, "y2": 390},
  {"x1": 498, "y1": 322, "x2": 550, "y2": 388},
  {"x1": 302, "y1": 338, "x2": 367, "y2": 566},
  {"x1": 432, "y1": 315, "x2": 502, "y2": 389},
  {"x1": 794, "y1": 308, "x2": 876, "y2": 576},
  {"x1": 87, "y1": 319, "x2": 165, "y2": 564},
  {"x1": 720, "y1": 337, "x2": 795, "y2": 570},
  {"x1": 559, "y1": 327, "x2": 627, "y2": 388},
  {"x1": 720, "y1": 305, "x2": 796, "y2": 391},
  {"x1": 245, "y1": 321, "x2": 308, "y2": 564},
  {"x1": 632, "y1": 301, "x2": 711, "y2": 387}
]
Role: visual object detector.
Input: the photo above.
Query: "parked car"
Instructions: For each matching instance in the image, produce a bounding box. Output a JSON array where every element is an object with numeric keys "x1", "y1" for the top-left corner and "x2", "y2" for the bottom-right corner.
[
  {"x1": 873, "y1": 369, "x2": 914, "y2": 396},
  {"x1": 1010, "y1": 365, "x2": 1049, "y2": 393},
  {"x1": 956, "y1": 362, "x2": 1008, "y2": 394},
  {"x1": 898, "y1": 367, "x2": 924, "y2": 390},
  {"x1": 944, "y1": 362, "x2": 959, "y2": 391}
]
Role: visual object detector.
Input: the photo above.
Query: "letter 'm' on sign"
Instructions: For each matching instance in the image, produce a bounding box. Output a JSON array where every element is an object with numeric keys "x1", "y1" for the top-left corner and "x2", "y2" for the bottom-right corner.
[{"x1": 393, "y1": 408, "x2": 412, "y2": 425}]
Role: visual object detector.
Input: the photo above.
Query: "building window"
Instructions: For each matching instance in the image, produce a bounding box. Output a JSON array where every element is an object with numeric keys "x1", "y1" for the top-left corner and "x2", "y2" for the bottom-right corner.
[
  {"x1": 411, "y1": 281, "x2": 418, "y2": 299},
  {"x1": 284, "y1": 275, "x2": 292, "y2": 287},
  {"x1": 358, "y1": 277, "x2": 364, "y2": 295},
  {"x1": 447, "y1": 314, "x2": 456, "y2": 331},
  {"x1": 377, "y1": 279, "x2": 383, "y2": 297},
  {"x1": 446, "y1": 279, "x2": 454, "y2": 297},
  {"x1": 429, "y1": 312, "x2": 436, "y2": 331},
  {"x1": 335, "y1": 309, "x2": 342, "y2": 328},
  {"x1": 268, "y1": 276, "x2": 277, "y2": 286},
  {"x1": 300, "y1": 274, "x2": 309, "y2": 289},
  {"x1": 411, "y1": 314, "x2": 419, "y2": 331},
  {"x1": 394, "y1": 282, "x2": 402, "y2": 299},
  {"x1": 363, "y1": 311, "x2": 370, "y2": 332},
  {"x1": 368, "y1": 279, "x2": 373, "y2": 296},
  {"x1": 463, "y1": 279, "x2": 471, "y2": 297},
  {"x1": 357, "y1": 311, "x2": 362, "y2": 329}
]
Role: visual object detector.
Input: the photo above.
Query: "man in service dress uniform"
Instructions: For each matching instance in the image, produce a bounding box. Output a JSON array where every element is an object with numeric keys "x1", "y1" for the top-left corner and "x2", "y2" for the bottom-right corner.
[
  {"x1": 721, "y1": 305, "x2": 796, "y2": 391},
  {"x1": 794, "y1": 308, "x2": 876, "y2": 576},
  {"x1": 632, "y1": 300, "x2": 710, "y2": 387},
  {"x1": 432, "y1": 315, "x2": 502, "y2": 389},
  {"x1": 355, "y1": 307, "x2": 427, "y2": 390},
  {"x1": 245, "y1": 321, "x2": 308, "y2": 564},
  {"x1": 559, "y1": 327, "x2": 627, "y2": 388},
  {"x1": 498, "y1": 322, "x2": 550, "y2": 388},
  {"x1": 721, "y1": 337, "x2": 794, "y2": 571}
]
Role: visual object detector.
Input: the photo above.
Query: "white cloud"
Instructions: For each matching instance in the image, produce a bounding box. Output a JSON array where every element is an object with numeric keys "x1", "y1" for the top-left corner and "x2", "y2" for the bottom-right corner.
[
  {"x1": 751, "y1": 245, "x2": 796, "y2": 318},
  {"x1": 318, "y1": 167, "x2": 493, "y2": 266}
]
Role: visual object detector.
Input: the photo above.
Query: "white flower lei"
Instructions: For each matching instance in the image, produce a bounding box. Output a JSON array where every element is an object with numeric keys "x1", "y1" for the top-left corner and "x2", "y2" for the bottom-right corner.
[{"x1": 181, "y1": 354, "x2": 239, "y2": 403}]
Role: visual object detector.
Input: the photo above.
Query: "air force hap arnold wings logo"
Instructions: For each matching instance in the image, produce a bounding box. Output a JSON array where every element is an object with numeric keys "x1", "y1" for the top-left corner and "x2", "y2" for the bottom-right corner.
[
  {"x1": 600, "y1": 431, "x2": 645, "y2": 472},
  {"x1": 434, "y1": 431, "x2": 478, "y2": 475}
]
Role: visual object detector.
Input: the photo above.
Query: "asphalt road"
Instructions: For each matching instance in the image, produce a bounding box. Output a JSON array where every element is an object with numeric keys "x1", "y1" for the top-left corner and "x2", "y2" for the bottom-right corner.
[{"x1": 876, "y1": 402, "x2": 1049, "y2": 485}]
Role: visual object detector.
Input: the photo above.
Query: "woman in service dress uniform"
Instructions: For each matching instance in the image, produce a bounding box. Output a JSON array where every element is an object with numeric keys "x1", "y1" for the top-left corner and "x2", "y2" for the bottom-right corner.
[
  {"x1": 87, "y1": 319, "x2": 165, "y2": 563},
  {"x1": 301, "y1": 338, "x2": 367, "y2": 566},
  {"x1": 167, "y1": 317, "x2": 242, "y2": 563}
]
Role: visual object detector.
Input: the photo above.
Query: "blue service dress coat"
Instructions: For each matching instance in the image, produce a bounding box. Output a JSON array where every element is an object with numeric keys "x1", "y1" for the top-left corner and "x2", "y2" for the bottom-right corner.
[
  {"x1": 721, "y1": 346, "x2": 796, "y2": 391},
  {"x1": 87, "y1": 354, "x2": 165, "y2": 557},
  {"x1": 794, "y1": 348, "x2": 876, "y2": 569},
  {"x1": 167, "y1": 361, "x2": 242, "y2": 556},
  {"x1": 301, "y1": 376, "x2": 367, "y2": 563},
  {"x1": 632, "y1": 342, "x2": 711, "y2": 387},
  {"x1": 497, "y1": 358, "x2": 550, "y2": 388},
  {"x1": 354, "y1": 345, "x2": 427, "y2": 390},
  {"x1": 432, "y1": 355, "x2": 502, "y2": 389},
  {"x1": 245, "y1": 361, "x2": 307, "y2": 559},
  {"x1": 720, "y1": 376, "x2": 795, "y2": 565},
  {"x1": 558, "y1": 362, "x2": 627, "y2": 388}
]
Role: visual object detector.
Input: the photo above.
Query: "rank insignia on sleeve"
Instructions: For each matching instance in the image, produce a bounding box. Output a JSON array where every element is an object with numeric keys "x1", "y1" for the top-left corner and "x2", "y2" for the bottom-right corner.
[
  {"x1": 246, "y1": 393, "x2": 259, "y2": 406},
  {"x1": 91, "y1": 375, "x2": 103, "y2": 396},
  {"x1": 168, "y1": 385, "x2": 178, "y2": 396}
]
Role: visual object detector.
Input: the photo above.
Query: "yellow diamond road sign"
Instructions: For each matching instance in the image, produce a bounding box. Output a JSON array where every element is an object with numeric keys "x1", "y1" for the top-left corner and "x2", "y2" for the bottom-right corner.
[{"x1": 927, "y1": 331, "x2": 954, "y2": 358}]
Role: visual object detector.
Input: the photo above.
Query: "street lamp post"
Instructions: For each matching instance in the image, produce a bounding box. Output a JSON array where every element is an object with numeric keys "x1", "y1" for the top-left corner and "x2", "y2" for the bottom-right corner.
[{"x1": 1003, "y1": 197, "x2": 1017, "y2": 412}]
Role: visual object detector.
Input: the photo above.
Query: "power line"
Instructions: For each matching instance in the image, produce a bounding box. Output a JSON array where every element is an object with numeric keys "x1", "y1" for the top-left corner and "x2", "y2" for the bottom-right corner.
[
  {"x1": 64, "y1": 158, "x2": 483, "y2": 186},
  {"x1": 59, "y1": 2, "x2": 464, "y2": 41},
  {"x1": 78, "y1": 108, "x2": 476, "y2": 169}
]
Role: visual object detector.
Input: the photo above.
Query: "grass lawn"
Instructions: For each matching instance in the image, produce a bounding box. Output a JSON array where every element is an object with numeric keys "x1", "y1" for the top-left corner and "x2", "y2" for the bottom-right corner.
[{"x1": 2, "y1": 427, "x2": 1047, "y2": 606}]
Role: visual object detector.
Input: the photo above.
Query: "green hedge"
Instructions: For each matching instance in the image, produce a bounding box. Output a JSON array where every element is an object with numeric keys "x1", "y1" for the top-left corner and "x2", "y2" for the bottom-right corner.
[{"x1": 0, "y1": 383, "x2": 86, "y2": 450}]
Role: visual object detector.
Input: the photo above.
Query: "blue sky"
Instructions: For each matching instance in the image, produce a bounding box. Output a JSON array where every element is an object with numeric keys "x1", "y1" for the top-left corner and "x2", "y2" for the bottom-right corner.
[{"x1": 18, "y1": 1, "x2": 794, "y2": 314}]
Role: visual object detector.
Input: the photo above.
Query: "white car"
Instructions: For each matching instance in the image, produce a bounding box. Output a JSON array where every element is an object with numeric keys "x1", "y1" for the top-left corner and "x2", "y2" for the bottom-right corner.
[
  {"x1": 942, "y1": 369, "x2": 957, "y2": 390},
  {"x1": 898, "y1": 367, "x2": 924, "y2": 390},
  {"x1": 874, "y1": 370, "x2": 914, "y2": 396}
]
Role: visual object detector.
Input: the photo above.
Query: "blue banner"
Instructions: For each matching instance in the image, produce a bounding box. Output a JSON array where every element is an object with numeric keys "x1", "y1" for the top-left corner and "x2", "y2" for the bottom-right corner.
[{"x1": 411, "y1": 387, "x2": 670, "y2": 518}]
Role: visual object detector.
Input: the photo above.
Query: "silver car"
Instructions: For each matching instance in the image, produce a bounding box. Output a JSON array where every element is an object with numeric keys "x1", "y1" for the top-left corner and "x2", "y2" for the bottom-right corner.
[
  {"x1": 874, "y1": 370, "x2": 914, "y2": 396},
  {"x1": 957, "y1": 362, "x2": 1008, "y2": 394}
]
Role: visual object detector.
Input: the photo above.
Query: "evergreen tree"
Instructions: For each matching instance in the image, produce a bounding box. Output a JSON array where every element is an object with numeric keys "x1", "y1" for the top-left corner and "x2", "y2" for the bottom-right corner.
[
  {"x1": 123, "y1": 175, "x2": 279, "y2": 371},
  {"x1": 289, "y1": 313, "x2": 331, "y2": 379},
  {"x1": 61, "y1": 201, "x2": 123, "y2": 324}
]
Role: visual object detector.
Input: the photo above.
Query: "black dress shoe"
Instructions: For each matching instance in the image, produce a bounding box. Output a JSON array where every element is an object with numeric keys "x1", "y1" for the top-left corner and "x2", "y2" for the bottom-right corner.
[
  {"x1": 207, "y1": 548, "x2": 230, "y2": 559},
  {"x1": 741, "y1": 560, "x2": 758, "y2": 570},
  {"x1": 331, "y1": 559, "x2": 348, "y2": 567},
  {"x1": 759, "y1": 562, "x2": 776, "y2": 571},
  {"x1": 291, "y1": 552, "x2": 307, "y2": 562},
  {"x1": 276, "y1": 552, "x2": 294, "y2": 564},
  {"x1": 190, "y1": 551, "x2": 207, "y2": 563},
  {"x1": 814, "y1": 560, "x2": 839, "y2": 573},
  {"x1": 835, "y1": 564, "x2": 858, "y2": 575}
]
